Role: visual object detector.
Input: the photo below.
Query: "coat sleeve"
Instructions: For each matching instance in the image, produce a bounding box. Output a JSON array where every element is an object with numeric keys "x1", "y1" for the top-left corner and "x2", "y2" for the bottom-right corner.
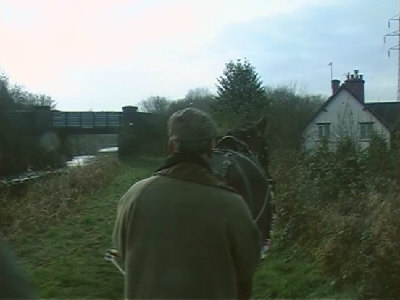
[
  {"x1": 112, "y1": 190, "x2": 132, "y2": 263},
  {"x1": 227, "y1": 196, "x2": 261, "y2": 300},
  {"x1": 112, "y1": 183, "x2": 142, "y2": 262},
  {"x1": 112, "y1": 177, "x2": 157, "y2": 262}
]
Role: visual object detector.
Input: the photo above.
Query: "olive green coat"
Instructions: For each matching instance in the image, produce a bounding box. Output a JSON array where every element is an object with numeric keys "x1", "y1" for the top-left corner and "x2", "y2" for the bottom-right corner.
[{"x1": 113, "y1": 161, "x2": 260, "y2": 299}]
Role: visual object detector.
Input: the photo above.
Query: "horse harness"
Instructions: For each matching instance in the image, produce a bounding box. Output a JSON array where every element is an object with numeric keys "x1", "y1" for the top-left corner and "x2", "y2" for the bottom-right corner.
[{"x1": 211, "y1": 136, "x2": 272, "y2": 223}]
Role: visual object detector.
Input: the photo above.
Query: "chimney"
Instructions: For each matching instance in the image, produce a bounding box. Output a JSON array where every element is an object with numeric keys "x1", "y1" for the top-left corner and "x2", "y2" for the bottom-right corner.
[
  {"x1": 331, "y1": 79, "x2": 340, "y2": 95},
  {"x1": 344, "y1": 69, "x2": 365, "y2": 102}
]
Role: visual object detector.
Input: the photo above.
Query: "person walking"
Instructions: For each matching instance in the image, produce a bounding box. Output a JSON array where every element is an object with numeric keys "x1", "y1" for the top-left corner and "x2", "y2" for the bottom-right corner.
[{"x1": 113, "y1": 108, "x2": 260, "y2": 299}]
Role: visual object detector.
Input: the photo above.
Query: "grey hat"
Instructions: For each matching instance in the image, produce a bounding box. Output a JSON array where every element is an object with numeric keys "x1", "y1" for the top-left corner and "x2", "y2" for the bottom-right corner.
[{"x1": 168, "y1": 108, "x2": 218, "y2": 143}]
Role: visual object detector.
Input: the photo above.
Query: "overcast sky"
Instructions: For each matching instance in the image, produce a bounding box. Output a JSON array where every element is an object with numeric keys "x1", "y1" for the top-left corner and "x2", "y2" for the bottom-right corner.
[{"x1": 0, "y1": 0, "x2": 398, "y2": 111}]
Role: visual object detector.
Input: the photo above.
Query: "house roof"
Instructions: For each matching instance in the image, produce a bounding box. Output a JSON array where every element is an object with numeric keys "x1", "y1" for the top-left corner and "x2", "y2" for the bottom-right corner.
[
  {"x1": 304, "y1": 84, "x2": 400, "y2": 132},
  {"x1": 304, "y1": 84, "x2": 358, "y2": 129},
  {"x1": 365, "y1": 102, "x2": 400, "y2": 130}
]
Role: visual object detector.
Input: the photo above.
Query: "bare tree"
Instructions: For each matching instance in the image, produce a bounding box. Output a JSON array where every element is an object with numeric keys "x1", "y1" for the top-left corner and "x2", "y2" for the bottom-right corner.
[{"x1": 139, "y1": 96, "x2": 169, "y2": 113}]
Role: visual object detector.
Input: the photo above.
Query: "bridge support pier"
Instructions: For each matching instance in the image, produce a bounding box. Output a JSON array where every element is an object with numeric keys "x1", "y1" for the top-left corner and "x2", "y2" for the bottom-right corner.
[
  {"x1": 118, "y1": 106, "x2": 139, "y2": 156},
  {"x1": 34, "y1": 106, "x2": 52, "y2": 132}
]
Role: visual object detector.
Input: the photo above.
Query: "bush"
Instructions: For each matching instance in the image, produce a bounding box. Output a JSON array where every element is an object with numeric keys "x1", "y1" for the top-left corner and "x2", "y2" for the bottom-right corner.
[{"x1": 273, "y1": 136, "x2": 400, "y2": 298}]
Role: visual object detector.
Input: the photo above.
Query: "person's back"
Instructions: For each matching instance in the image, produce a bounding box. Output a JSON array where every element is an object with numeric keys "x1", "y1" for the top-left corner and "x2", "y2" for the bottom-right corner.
[{"x1": 113, "y1": 108, "x2": 261, "y2": 299}]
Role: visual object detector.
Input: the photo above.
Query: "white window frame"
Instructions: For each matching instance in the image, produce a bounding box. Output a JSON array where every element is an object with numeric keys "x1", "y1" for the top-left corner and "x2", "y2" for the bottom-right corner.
[
  {"x1": 359, "y1": 122, "x2": 373, "y2": 140},
  {"x1": 317, "y1": 123, "x2": 331, "y2": 139}
]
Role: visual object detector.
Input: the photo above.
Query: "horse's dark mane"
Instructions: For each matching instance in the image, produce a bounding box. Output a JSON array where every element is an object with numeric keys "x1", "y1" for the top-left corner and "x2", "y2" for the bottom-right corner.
[
  {"x1": 222, "y1": 120, "x2": 269, "y2": 172},
  {"x1": 225, "y1": 122, "x2": 262, "y2": 142}
]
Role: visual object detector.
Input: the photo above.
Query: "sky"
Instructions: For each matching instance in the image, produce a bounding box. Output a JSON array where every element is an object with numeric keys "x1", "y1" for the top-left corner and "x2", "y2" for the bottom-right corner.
[{"x1": 0, "y1": 0, "x2": 398, "y2": 111}]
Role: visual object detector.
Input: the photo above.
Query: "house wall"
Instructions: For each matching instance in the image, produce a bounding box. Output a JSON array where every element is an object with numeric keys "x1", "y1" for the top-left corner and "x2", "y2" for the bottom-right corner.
[{"x1": 303, "y1": 89, "x2": 391, "y2": 151}]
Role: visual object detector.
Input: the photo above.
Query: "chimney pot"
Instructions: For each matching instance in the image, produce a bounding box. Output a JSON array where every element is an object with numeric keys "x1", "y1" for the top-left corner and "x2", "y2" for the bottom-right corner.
[{"x1": 344, "y1": 70, "x2": 365, "y2": 102}]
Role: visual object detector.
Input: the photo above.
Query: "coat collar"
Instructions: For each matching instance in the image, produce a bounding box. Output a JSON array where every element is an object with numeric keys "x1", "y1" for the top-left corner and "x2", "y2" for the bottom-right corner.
[
  {"x1": 155, "y1": 153, "x2": 211, "y2": 173},
  {"x1": 154, "y1": 154, "x2": 236, "y2": 193}
]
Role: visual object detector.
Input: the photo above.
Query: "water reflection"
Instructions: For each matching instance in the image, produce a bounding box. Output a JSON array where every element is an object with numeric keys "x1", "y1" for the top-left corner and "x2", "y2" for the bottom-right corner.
[
  {"x1": 66, "y1": 147, "x2": 118, "y2": 167},
  {"x1": 1, "y1": 147, "x2": 119, "y2": 187},
  {"x1": 66, "y1": 155, "x2": 96, "y2": 167},
  {"x1": 98, "y1": 146, "x2": 118, "y2": 153}
]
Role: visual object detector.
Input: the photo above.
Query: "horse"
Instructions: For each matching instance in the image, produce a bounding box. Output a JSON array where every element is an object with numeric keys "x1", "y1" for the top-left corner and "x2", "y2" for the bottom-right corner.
[{"x1": 210, "y1": 118, "x2": 275, "y2": 250}]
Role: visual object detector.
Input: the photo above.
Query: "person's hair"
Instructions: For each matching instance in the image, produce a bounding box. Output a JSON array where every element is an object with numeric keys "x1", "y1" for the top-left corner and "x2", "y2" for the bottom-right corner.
[{"x1": 168, "y1": 108, "x2": 218, "y2": 154}]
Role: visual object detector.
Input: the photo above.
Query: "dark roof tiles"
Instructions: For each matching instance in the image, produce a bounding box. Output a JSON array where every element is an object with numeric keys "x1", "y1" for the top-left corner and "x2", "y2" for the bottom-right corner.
[{"x1": 365, "y1": 102, "x2": 400, "y2": 130}]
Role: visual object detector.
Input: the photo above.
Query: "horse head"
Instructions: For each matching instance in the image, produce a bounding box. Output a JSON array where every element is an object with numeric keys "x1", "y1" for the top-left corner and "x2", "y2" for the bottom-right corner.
[{"x1": 221, "y1": 117, "x2": 268, "y2": 171}]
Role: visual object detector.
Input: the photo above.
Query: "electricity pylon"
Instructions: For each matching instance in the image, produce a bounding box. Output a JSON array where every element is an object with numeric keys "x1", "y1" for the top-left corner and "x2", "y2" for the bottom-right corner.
[{"x1": 384, "y1": 14, "x2": 400, "y2": 101}]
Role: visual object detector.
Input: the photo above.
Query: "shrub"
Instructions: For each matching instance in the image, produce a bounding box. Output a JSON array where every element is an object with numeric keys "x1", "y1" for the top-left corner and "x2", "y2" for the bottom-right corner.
[{"x1": 273, "y1": 137, "x2": 400, "y2": 298}]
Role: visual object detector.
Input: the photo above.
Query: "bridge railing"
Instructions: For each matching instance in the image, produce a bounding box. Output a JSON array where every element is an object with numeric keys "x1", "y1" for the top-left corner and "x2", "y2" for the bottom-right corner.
[{"x1": 52, "y1": 111, "x2": 123, "y2": 128}]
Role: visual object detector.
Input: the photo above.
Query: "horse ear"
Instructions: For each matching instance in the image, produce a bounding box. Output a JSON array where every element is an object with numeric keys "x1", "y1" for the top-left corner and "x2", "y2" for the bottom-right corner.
[{"x1": 256, "y1": 117, "x2": 267, "y2": 134}]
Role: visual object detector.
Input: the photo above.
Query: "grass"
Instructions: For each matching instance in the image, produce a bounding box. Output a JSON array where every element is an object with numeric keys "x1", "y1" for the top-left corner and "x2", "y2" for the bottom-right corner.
[
  {"x1": 252, "y1": 249, "x2": 355, "y2": 299},
  {"x1": 2, "y1": 155, "x2": 163, "y2": 299},
  {"x1": 3, "y1": 154, "x2": 353, "y2": 299}
]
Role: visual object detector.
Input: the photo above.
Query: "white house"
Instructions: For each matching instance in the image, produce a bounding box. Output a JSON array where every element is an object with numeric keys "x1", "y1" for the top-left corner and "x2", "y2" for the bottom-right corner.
[{"x1": 303, "y1": 70, "x2": 399, "y2": 151}]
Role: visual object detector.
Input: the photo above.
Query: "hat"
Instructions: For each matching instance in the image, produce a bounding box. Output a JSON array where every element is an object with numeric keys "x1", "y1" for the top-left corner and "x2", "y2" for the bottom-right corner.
[{"x1": 168, "y1": 108, "x2": 218, "y2": 143}]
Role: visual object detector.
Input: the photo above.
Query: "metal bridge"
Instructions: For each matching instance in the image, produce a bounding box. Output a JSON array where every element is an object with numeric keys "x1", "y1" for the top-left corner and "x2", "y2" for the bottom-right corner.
[
  {"x1": 51, "y1": 111, "x2": 124, "y2": 134},
  {"x1": 1, "y1": 105, "x2": 146, "y2": 135}
]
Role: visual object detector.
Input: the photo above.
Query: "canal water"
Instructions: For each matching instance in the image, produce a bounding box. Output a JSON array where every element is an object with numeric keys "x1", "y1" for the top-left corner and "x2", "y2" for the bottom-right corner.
[
  {"x1": 66, "y1": 146, "x2": 118, "y2": 167},
  {"x1": 1, "y1": 147, "x2": 118, "y2": 187}
]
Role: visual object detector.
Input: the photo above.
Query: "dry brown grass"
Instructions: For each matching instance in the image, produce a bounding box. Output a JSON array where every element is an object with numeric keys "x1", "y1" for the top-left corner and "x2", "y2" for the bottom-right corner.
[{"x1": 1, "y1": 156, "x2": 120, "y2": 240}]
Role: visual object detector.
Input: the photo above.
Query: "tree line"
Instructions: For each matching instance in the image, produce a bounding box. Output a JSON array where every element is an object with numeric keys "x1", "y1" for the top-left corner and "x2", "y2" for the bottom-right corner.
[
  {"x1": 138, "y1": 58, "x2": 324, "y2": 154},
  {"x1": 0, "y1": 75, "x2": 63, "y2": 176},
  {"x1": 0, "y1": 59, "x2": 324, "y2": 175}
]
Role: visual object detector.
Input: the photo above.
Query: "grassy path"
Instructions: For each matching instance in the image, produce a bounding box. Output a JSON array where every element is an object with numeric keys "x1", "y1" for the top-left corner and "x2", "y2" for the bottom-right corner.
[
  {"x1": 11, "y1": 156, "x2": 163, "y2": 298},
  {"x1": 7, "y1": 155, "x2": 350, "y2": 299},
  {"x1": 253, "y1": 251, "x2": 352, "y2": 298}
]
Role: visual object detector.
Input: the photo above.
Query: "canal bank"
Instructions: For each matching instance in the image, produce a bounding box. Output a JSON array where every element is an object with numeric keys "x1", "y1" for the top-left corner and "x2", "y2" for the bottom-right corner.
[{"x1": 0, "y1": 147, "x2": 119, "y2": 188}]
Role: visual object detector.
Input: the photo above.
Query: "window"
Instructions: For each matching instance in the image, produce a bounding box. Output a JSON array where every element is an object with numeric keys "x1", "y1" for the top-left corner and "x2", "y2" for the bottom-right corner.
[
  {"x1": 360, "y1": 122, "x2": 373, "y2": 139},
  {"x1": 317, "y1": 123, "x2": 330, "y2": 138}
]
